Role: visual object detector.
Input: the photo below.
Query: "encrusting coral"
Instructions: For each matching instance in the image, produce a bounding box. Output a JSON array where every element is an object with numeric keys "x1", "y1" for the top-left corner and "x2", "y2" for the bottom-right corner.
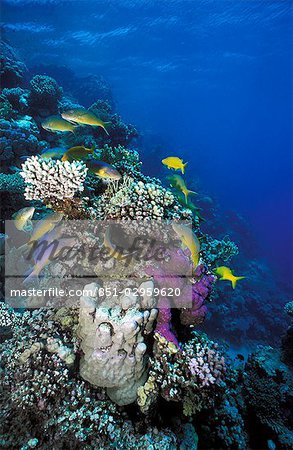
[{"x1": 137, "y1": 332, "x2": 226, "y2": 415}]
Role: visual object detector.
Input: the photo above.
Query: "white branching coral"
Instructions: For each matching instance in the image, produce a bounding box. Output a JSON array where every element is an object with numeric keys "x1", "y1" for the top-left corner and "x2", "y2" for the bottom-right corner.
[{"x1": 20, "y1": 155, "x2": 88, "y2": 201}]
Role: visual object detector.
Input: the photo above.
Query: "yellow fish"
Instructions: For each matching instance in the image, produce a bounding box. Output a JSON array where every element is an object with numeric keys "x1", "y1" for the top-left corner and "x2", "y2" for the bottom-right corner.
[
  {"x1": 172, "y1": 223, "x2": 200, "y2": 267},
  {"x1": 28, "y1": 212, "x2": 63, "y2": 244},
  {"x1": 41, "y1": 116, "x2": 76, "y2": 133},
  {"x1": 168, "y1": 174, "x2": 197, "y2": 203},
  {"x1": 61, "y1": 146, "x2": 94, "y2": 162},
  {"x1": 61, "y1": 109, "x2": 110, "y2": 135},
  {"x1": 162, "y1": 156, "x2": 188, "y2": 174},
  {"x1": 40, "y1": 147, "x2": 67, "y2": 159},
  {"x1": 13, "y1": 207, "x2": 35, "y2": 231},
  {"x1": 213, "y1": 266, "x2": 245, "y2": 289},
  {"x1": 86, "y1": 159, "x2": 121, "y2": 180},
  {"x1": 24, "y1": 229, "x2": 74, "y2": 284}
]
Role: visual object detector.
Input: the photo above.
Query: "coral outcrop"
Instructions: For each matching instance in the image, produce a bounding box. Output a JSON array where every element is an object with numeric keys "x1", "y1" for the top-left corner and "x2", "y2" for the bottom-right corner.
[
  {"x1": 78, "y1": 282, "x2": 158, "y2": 405},
  {"x1": 28, "y1": 75, "x2": 63, "y2": 115},
  {"x1": 0, "y1": 41, "x2": 27, "y2": 88}
]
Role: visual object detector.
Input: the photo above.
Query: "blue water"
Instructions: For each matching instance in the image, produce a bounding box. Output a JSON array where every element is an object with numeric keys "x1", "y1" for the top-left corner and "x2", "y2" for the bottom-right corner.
[{"x1": 2, "y1": 0, "x2": 292, "y2": 282}]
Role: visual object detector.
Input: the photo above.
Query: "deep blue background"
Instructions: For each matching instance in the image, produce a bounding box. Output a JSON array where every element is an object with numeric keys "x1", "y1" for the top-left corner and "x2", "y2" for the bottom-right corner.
[{"x1": 2, "y1": 0, "x2": 292, "y2": 282}]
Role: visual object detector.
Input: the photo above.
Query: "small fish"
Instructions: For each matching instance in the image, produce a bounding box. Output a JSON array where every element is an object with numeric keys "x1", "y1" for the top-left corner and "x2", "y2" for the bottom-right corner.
[
  {"x1": 41, "y1": 116, "x2": 77, "y2": 133},
  {"x1": 40, "y1": 147, "x2": 67, "y2": 159},
  {"x1": 236, "y1": 354, "x2": 245, "y2": 361},
  {"x1": 24, "y1": 228, "x2": 72, "y2": 284},
  {"x1": 213, "y1": 266, "x2": 245, "y2": 289},
  {"x1": 162, "y1": 156, "x2": 188, "y2": 174},
  {"x1": 28, "y1": 212, "x2": 63, "y2": 245},
  {"x1": 168, "y1": 174, "x2": 197, "y2": 203},
  {"x1": 86, "y1": 159, "x2": 121, "y2": 180},
  {"x1": 61, "y1": 109, "x2": 110, "y2": 134},
  {"x1": 172, "y1": 223, "x2": 200, "y2": 267},
  {"x1": 13, "y1": 207, "x2": 35, "y2": 231},
  {"x1": 61, "y1": 145, "x2": 94, "y2": 162}
]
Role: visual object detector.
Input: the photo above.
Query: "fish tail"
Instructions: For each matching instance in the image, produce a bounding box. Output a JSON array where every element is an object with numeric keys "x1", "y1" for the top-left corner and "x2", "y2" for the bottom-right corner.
[
  {"x1": 232, "y1": 276, "x2": 245, "y2": 289},
  {"x1": 102, "y1": 124, "x2": 110, "y2": 135},
  {"x1": 23, "y1": 268, "x2": 39, "y2": 285},
  {"x1": 182, "y1": 162, "x2": 188, "y2": 174},
  {"x1": 187, "y1": 189, "x2": 197, "y2": 198}
]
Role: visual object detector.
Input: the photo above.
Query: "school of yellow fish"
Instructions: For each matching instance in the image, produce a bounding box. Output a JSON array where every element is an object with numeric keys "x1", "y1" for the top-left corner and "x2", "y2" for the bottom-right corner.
[{"x1": 162, "y1": 153, "x2": 246, "y2": 287}]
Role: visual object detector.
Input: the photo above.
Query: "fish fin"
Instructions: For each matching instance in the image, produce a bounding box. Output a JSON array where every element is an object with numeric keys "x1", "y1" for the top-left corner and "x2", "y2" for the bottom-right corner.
[
  {"x1": 102, "y1": 125, "x2": 109, "y2": 135},
  {"x1": 23, "y1": 220, "x2": 33, "y2": 233},
  {"x1": 232, "y1": 276, "x2": 245, "y2": 289},
  {"x1": 61, "y1": 154, "x2": 69, "y2": 162},
  {"x1": 182, "y1": 162, "x2": 188, "y2": 174},
  {"x1": 23, "y1": 267, "x2": 39, "y2": 285}
]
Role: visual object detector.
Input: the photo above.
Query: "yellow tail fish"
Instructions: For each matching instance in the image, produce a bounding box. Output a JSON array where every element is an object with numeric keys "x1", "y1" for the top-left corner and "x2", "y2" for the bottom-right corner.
[
  {"x1": 41, "y1": 116, "x2": 76, "y2": 133},
  {"x1": 61, "y1": 108, "x2": 110, "y2": 135},
  {"x1": 162, "y1": 156, "x2": 188, "y2": 174},
  {"x1": 13, "y1": 207, "x2": 35, "y2": 231},
  {"x1": 214, "y1": 266, "x2": 245, "y2": 289},
  {"x1": 172, "y1": 223, "x2": 200, "y2": 267},
  {"x1": 61, "y1": 146, "x2": 94, "y2": 162},
  {"x1": 167, "y1": 174, "x2": 197, "y2": 203}
]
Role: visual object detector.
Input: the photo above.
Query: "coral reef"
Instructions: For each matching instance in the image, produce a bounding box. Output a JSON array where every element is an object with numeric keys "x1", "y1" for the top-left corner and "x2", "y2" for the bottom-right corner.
[
  {"x1": 137, "y1": 332, "x2": 226, "y2": 415},
  {"x1": 0, "y1": 118, "x2": 48, "y2": 170},
  {"x1": 0, "y1": 41, "x2": 27, "y2": 88},
  {"x1": 1, "y1": 87, "x2": 30, "y2": 115},
  {"x1": 243, "y1": 346, "x2": 293, "y2": 448},
  {"x1": 20, "y1": 155, "x2": 87, "y2": 201},
  {"x1": 28, "y1": 75, "x2": 63, "y2": 115},
  {"x1": 0, "y1": 173, "x2": 24, "y2": 192},
  {"x1": 1, "y1": 40, "x2": 292, "y2": 450},
  {"x1": 78, "y1": 282, "x2": 158, "y2": 405}
]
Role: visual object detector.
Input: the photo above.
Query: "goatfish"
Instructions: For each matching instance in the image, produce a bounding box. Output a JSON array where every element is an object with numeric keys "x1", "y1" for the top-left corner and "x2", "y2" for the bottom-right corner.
[
  {"x1": 20, "y1": 148, "x2": 67, "y2": 161},
  {"x1": 40, "y1": 147, "x2": 67, "y2": 159},
  {"x1": 61, "y1": 109, "x2": 110, "y2": 135},
  {"x1": 172, "y1": 223, "x2": 200, "y2": 267},
  {"x1": 24, "y1": 229, "x2": 74, "y2": 284},
  {"x1": 168, "y1": 174, "x2": 197, "y2": 203},
  {"x1": 61, "y1": 145, "x2": 94, "y2": 162},
  {"x1": 162, "y1": 157, "x2": 188, "y2": 174},
  {"x1": 213, "y1": 266, "x2": 245, "y2": 289},
  {"x1": 86, "y1": 159, "x2": 121, "y2": 180},
  {"x1": 41, "y1": 116, "x2": 77, "y2": 133},
  {"x1": 27, "y1": 212, "x2": 63, "y2": 245},
  {"x1": 13, "y1": 206, "x2": 35, "y2": 231}
]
